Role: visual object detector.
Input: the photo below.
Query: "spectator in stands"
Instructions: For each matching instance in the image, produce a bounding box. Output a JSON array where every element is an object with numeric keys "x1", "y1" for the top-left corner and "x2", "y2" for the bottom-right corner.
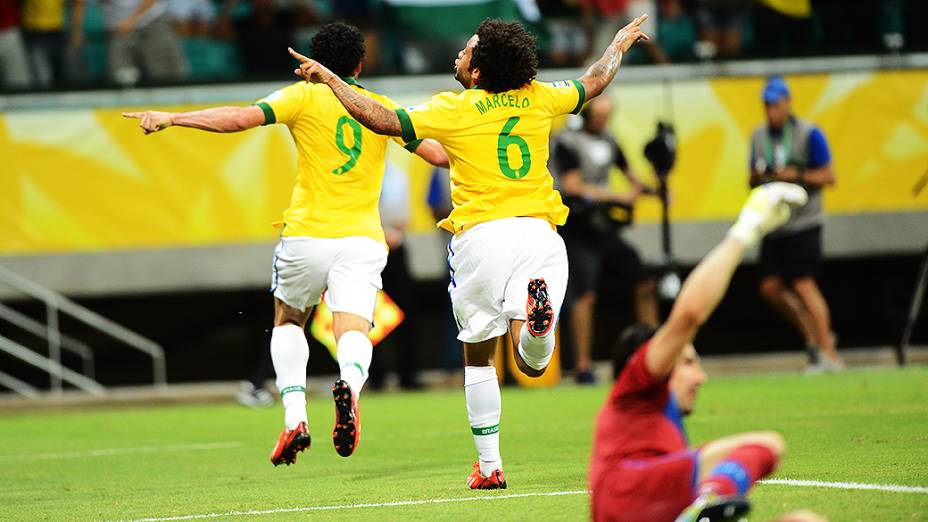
[
  {"x1": 167, "y1": 0, "x2": 216, "y2": 36},
  {"x1": 369, "y1": 162, "x2": 423, "y2": 390},
  {"x1": 21, "y1": 0, "x2": 68, "y2": 88},
  {"x1": 580, "y1": 0, "x2": 664, "y2": 64},
  {"x1": 330, "y1": 0, "x2": 382, "y2": 74},
  {"x1": 749, "y1": 77, "x2": 841, "y2": 372},
  {"x1": 537, "y1": 0, "x2": 592, "y2": 67},
  {"x1": 753, "y1": 0, "x2": 813, "y2": 57},
  {"x1": 656, "y1": 0, "x2": 696, "y2": 62},
  {"x1": 0, "y1": 0, "x2": 33, "y2": 90},
  {"x1": 219, "y1": 0, "x2": 319, "y2": 79},
  {"x1": 73, "y1": 0, "x2": 187, "y2": 85},
  {"x1": 552, "y1": 95, "x2": 659, "y2": 384},
  {"x1": 693, "y1": 0, "x2": 746, "y2": 59}
]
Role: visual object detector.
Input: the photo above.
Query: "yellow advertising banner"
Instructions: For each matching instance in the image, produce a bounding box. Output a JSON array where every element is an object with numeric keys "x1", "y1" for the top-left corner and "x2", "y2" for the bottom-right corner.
[
  {"x1": 1, "y1": 70, "x2": 926, "y2": 255},
  {"x1": 309, "y1": 290, "x2": 405, "y2": 359}
]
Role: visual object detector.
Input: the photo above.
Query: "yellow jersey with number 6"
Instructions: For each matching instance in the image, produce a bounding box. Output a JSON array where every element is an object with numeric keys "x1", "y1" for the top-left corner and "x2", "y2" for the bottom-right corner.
[
  {"x1": 257, "y1": 79, "x2": 420, "y2": 243},
  {"x1": 395, "y1": 80, "x2": 585, "y2": 234}
]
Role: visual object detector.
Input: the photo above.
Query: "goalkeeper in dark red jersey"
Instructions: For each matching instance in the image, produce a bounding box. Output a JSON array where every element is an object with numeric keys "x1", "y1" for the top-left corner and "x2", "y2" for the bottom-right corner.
[{"x1": 590, "y1": 182, "x2": 809, "y2": 522}]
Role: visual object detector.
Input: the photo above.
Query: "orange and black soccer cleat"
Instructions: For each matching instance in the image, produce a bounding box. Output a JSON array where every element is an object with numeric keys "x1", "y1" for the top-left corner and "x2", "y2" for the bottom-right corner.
[
  {"x1": 332, "y1": 379, "x2": 360, "y2": 457},
  {"x1": 269, "y1": 421, "x2": 311, "y2": 466},
  {"x1": 466, "y1": 461, "x2": 507, "y2": 490},
  {"x1": 526, "y1": 278, "x2": 554, "y2": 337}
]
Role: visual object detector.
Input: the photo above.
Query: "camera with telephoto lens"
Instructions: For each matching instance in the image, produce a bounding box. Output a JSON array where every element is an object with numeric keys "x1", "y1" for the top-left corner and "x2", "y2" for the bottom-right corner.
[{"x1": 644, "y1": 121, "x2": 676, "y2": 175}]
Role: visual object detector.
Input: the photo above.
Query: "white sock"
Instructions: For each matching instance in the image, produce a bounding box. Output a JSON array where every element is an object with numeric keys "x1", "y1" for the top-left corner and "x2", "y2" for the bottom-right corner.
[
  {"x1": 518, "y1": 322, "x2": 556, "y2": 371},
  {"x1": 337, "y1": 330, "x2": 373, "y2": 396},
  {"x1": 271, "y1": 324, "x2": 309, "y2": 430},
  {"x1": 464, "y1": 366, "x2": 502, "y2": 476}
]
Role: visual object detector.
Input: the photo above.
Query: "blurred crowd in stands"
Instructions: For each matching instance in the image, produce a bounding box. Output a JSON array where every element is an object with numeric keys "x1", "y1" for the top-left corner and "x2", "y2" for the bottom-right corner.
[{"x1": 0, "y1": 0, "x2": 924, "y2": 92}]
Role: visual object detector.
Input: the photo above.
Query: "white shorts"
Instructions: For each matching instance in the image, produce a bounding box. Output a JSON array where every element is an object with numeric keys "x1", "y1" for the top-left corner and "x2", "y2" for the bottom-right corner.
[
  {"x1": 271, "y1": 236, "x2": 388, "y2": 323},
  {"x1": 447, "y1": 217, "x2": 569, "y2": 343}
]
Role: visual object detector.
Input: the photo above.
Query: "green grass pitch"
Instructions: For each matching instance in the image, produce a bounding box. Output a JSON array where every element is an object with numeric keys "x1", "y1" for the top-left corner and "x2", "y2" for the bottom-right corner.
[{"x1": 2, "y1": 367, "x2": 926, "y2": 521}]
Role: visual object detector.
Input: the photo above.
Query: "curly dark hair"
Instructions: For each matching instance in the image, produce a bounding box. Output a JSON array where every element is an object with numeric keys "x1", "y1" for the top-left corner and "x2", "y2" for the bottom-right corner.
[
  {"x1": 471, "y1": 19, "x2": 538, "y2": 93},
  {"x1": 309, "y1": 22, "x2": 365, "y2": 78}
]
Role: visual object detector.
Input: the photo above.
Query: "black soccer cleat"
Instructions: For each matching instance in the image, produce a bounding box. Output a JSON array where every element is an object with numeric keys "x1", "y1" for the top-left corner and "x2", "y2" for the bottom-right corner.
[
  {"x1": 675, "y1": 495, "x2": 752, "y2": 522},
  {"x1": 526, "y1": 278, "x2": 554, "y2": 337},
  {"x1": 332, "y1": 379, "x2": 361, "y2": 457}
]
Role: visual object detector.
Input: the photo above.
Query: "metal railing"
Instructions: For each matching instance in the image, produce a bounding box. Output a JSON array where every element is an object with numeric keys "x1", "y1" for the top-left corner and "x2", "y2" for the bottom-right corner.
[{"x1": 0, "y1": 264, "x2": 166, "y2": 397}]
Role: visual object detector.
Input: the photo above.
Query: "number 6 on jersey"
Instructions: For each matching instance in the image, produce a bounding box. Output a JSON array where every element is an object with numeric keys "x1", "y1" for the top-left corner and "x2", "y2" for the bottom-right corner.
[{"x1": 497, "y1": 116, "x2": 532, "y2": 179}]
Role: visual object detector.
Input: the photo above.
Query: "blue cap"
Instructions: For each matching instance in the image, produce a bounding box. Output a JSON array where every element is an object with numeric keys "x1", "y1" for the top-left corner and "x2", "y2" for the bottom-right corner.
[{"x1": 763, "y1": 77, "x2": 790, "y2": 104}]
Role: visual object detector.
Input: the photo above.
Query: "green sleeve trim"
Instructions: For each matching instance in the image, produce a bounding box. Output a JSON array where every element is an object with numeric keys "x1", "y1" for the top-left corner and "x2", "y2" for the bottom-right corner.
[
  {"x1": 395, "y1": 108, "x2": 417, "y2": 143},
  {"x1": 570, "y1": 79, "x2": 586, "y2": 115},
  {"x1": 403, "y1": 138, "x2": 424, "y2": 152},
  {"x1": 256, "y1": 102, "x2": 276, "y2": 125}
]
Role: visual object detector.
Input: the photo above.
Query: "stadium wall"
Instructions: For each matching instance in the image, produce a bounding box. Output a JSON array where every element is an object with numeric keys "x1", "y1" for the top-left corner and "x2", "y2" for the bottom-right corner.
[
  {"x1": 1, "y1": 56, "x2": 928, "y2": 384},
  {"x1": 1, "y1": 60, "x2": 927, "y2": 297}
]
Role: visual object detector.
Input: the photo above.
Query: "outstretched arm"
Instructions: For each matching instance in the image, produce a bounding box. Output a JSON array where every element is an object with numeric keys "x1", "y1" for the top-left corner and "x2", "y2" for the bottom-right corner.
[
  {"x1": 122, "y1": 106, "x2": 266, "y2": 134},
  {"x1": 645, "y1": 183, "x2": 808, "y2": 378},
  {"x1": 579, "y1": 14, "x2": 650, "y2": 100},
  {"x1": 646, "y1": 238, "x2": 745, "y2": 378},
  {"x1": 289, "y1": 48, "x2": 402, "y2": 137}
]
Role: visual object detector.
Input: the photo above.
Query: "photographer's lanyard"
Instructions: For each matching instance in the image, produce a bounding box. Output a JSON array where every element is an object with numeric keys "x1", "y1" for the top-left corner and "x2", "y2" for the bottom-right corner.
[{"x1": 763, "y1": 120, "x2": 792, "y2": 169}]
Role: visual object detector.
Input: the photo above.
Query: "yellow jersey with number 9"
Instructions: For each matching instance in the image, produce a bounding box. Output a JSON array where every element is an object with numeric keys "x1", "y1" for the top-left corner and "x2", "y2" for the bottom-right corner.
[
  {"x1": 257, "y1": 79, "x2": 420, "y2": 243},
  {"x1": 395, "y1": 79, "x2": 585, "y2": 234}
]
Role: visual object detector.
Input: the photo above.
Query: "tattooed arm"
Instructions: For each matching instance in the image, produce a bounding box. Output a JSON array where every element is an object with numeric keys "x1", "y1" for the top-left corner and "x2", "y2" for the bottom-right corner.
[
  {"x1": 122, "y1": 106, "x2": 266, "y2": 134},
  {"x1": 579, "y1": 14, "x2": 649, "y2": 100},
  {"x1": 288, "y1": 47, "x2": 403, "y2": 137}
]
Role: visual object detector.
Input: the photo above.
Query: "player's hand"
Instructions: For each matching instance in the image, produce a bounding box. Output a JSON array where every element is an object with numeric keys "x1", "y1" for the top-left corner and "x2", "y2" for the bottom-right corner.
[
  {"x1": 288, "y1": 47, "x2": 332, "y2": 84},
  {"x1": 615, "y1": 14, "x2": 650, "y2": 53},
  {"x1": 122, "y1": 110, "x2": 173, "y2": 134}
]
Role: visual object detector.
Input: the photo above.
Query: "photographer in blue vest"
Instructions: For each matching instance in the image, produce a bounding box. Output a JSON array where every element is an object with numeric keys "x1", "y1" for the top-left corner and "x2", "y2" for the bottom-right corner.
[{"x1": 750, "y1": 76, "x2": 842, "y2": 371}]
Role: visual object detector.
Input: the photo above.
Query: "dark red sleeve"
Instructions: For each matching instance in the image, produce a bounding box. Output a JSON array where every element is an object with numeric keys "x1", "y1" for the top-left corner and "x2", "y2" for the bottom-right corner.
[{"x1": 609, "y1": 341, "x2": 668, "y2": 405}]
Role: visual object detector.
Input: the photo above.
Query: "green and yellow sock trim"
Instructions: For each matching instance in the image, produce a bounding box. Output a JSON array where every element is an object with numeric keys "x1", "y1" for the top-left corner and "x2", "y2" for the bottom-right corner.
[
  {"x1": 279, "y1": 385, "x2": 306, "y2": 397},
  {"x1": 471, "y1": 424, "x2": 500, "y2": 436}
]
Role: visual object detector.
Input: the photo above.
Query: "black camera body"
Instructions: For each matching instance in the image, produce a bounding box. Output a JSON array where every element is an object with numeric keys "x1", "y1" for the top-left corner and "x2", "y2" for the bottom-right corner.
[{"x1": 644, "y1": 121, "x2": 677, "y2": 176}]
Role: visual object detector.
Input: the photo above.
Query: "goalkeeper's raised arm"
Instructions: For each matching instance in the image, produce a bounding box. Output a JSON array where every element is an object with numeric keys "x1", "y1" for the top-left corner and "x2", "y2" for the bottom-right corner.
[{"x1": 645, "y1": 182, "x2": 808, "y2": 379}]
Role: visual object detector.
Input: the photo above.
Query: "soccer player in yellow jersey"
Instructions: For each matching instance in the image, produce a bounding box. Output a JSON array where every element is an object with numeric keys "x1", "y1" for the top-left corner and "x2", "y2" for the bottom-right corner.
[
  {"x1": 123, "y1": 22, "x2": 448, "y2": 466},
  {"x1": 291, "y1": 15, "x2": 648, "y2": 488}
]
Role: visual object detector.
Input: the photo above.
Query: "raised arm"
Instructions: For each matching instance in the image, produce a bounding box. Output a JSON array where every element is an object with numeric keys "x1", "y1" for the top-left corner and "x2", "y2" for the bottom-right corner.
[
  {"x1": 578, "y1": 14, "x2": 650, "y2": 101},
  {"x1": 644, "y1": 183, "x2": 808, "y2": 378},
  {"x1": 289, "y1": 48, "x2": 403, "y2": 137},
  {"x1": 122, "y1": 106, "x2": 266, "y2": 134}
]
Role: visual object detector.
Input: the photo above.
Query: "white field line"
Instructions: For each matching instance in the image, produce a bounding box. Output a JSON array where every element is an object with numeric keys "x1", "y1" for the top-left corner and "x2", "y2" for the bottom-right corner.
[
  {"x1": 0, "y1": 441, "x2": 241, "y2": 461},
  {"x1": 110, "y1": 491, "x2": 589, "y2": 522},
  {"x1": 760, "y1": 478, "x2": 928, "y2": 494},
  {"x1": 108, "y1": 479, "x2": 928, "y2": 522}
]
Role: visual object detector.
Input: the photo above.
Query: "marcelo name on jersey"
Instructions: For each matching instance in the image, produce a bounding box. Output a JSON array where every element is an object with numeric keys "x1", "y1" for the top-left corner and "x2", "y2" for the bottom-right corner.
[{"x1": 474, "y1": 93, "x2": 531, "y2": 115}]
